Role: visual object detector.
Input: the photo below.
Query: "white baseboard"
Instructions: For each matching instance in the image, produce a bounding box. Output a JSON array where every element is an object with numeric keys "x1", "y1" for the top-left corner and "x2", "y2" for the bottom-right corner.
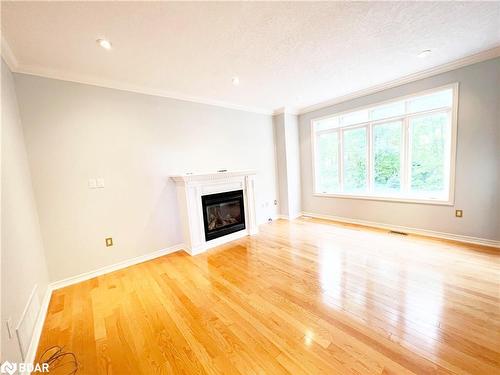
[
  {"x1": 15, "y1": 284, "x2": 40, "y2": 361},
  {"x1": 23, "y1": 243, "x2": 185, "y2": 371},
  {"x1": 276, "y1": 213, "x2": 301, "y2": 220},
  {"x1": 275, "y1": 214, "x2": 289, "y2": 220},
  {"x1": 301, "y1": 211, "x2": 500, "y2": 248},
  {"x1": 22, "y1": 286, "x2": 52, "y2": 374},
  {"x1": 50, "y1": 243, "x2": 184, "y2": 291}
]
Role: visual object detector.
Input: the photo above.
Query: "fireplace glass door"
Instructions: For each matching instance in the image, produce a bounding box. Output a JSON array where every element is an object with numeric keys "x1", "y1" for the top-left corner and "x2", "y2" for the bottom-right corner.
[{"x1": 201, "y1": 190, "x2": 245, "y2": 241}]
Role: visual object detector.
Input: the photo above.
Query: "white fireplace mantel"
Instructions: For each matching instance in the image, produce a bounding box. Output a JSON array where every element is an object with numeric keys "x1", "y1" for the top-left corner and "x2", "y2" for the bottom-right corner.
[{"x1": 171, "y1": 170, "x2": 258, "y2": 255}]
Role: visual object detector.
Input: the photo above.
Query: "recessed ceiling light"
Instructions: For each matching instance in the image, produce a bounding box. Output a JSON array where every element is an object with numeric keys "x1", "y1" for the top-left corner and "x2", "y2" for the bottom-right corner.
[
  {"x1": 231, "y1": 76, "x2": 240, "y2": 86},
  {"x1": 97, "y1": 38, "x2": 112, "y2": 50},
  {"x1": 417, "y1": 49, "x2": 432, "y2": 58}
]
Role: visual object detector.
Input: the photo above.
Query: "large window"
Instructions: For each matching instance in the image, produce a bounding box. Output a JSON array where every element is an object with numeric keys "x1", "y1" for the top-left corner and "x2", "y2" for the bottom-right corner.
[{"x1": 312, "y1": 84, "x2": 457, "y2": 204}]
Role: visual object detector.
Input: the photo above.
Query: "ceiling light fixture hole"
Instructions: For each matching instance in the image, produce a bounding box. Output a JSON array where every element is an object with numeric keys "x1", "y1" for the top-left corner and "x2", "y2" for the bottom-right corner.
[{"x1": 97, "y1": 38, "x2": 112, "y2": 50}]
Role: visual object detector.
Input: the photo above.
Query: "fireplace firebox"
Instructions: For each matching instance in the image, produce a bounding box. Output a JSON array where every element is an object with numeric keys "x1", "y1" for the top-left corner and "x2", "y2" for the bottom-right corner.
[{"x1": 201, "y1": 190, "x2": 245, "y2": 241}]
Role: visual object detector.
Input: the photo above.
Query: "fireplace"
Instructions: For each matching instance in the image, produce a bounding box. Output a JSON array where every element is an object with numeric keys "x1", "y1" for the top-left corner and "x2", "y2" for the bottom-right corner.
[
  {"x1": 172, "y1": 170, "x2": 257, "y2": 254},
  {"x1": 201, "y1": 190, "x2": 246, "y2": 241}
]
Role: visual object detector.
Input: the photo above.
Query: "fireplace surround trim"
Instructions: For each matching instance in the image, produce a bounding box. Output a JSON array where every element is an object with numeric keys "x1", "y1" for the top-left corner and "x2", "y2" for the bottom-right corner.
[{"x1": 171, "y1": 170, "x2": 258, "y2": 255}]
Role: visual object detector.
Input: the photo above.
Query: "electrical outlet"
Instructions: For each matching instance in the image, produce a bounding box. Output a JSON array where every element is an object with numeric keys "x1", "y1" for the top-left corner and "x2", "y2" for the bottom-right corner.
[
  {"x1": 455, "y1": 210, "x2": 463, "y2": 218},
  {"x1": 274, "y1": 200, "x2": 278, "y2": 205},
  {"x1": 105, "y1": 237, "x2": 113, "y2": 247}
]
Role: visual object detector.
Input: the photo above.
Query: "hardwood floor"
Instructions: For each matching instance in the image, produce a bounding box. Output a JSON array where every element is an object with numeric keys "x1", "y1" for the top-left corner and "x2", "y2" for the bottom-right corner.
[{"x1": 36, "y1": 218, "x2": 500, "y2": 374}]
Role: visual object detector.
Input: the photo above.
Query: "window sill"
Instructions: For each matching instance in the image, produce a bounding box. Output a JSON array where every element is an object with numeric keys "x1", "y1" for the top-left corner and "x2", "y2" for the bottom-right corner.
[{"x1": 312, "y1": 192, "x2": 454, "y2": 206}]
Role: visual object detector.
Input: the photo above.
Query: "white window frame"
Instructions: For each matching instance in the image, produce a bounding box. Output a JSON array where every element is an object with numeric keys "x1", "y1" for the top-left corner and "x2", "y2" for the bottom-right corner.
[{"x1": 311, "y1": 83, "x2": 459, "y2": 205}]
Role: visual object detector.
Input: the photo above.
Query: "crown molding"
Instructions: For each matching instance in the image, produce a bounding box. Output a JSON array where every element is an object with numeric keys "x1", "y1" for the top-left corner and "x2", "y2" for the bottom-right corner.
[
  {"x1": 272, "y1": 107, "x2": 287, "y2": 116},
  {"x1": 12, "y1": 62, "x2": 274, "y2": 115},
  {"x1": 4, "y1": 31, "x2": 272, "y2": 114},
  {"x1": 6, "y1": 28, "x2": 275, "y2": 117},
  {"x1": 1, "y1": 35, "x2": 19, "y2": 71},
  {"x1": 272, "y1": 106, "x2": 299, "y2": 116},
  {"x1": 4, "y1": 31, "x2": 499, "y2": 117},
  {"x1": 297, "y1": 45, "x2": 500, "y2": 115}
]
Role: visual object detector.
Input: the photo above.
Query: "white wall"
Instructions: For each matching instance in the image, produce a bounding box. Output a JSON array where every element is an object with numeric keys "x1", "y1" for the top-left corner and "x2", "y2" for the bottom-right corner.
[
  {"x1": 273, "y1": 114, "x2": 289, "y2": 215},
  {"x1": 284, "y1": 113, "x2": 301, "y2": 218},
  {"x1": 299, "y1": 57, "x2": 500, "y2": 241},
  {"x1": 274, "y1": 113, "x2": 301, "y2": 218},
  {"x1": 1, "y1": 60, "x2": 50, "y2": 362},
  {"x1": 14, "y1": 74, "x2": 279, "y2": 282}
]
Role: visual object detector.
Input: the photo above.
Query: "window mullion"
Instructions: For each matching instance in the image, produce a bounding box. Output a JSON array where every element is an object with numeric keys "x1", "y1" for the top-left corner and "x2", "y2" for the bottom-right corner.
[
  {"x1": 314, "y1": 133, "x2": 319, "y2": 192},
  {"x1": 402, "y1": 116, "x2": 410, "y2": 194},
  {"x1": 339, "y1": 128, "x2": 344, "y2": 192},
  {"x1": 336, "y1": 130, "x2": 341, "y2": 192},
  {"x1": 367, "y1": 124, "x2": 373, "y2": 193}
]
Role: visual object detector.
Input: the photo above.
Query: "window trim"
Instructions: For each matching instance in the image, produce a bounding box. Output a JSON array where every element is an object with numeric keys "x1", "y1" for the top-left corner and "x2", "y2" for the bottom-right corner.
[{"x1": 311, "y1": 83, "x2": 459, "y2": 205}]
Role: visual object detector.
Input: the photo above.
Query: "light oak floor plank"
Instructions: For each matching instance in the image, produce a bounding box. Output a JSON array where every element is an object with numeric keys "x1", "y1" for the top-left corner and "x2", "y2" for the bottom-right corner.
[{"x1": 36, "y1": 218, "x2": 500, "y2": 374}]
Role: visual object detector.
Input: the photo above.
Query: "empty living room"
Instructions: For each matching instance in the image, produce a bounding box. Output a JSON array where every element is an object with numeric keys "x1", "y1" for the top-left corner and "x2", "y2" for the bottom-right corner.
[{"x1": 1, "y1": 1, "x2": 499, "y2": 374}]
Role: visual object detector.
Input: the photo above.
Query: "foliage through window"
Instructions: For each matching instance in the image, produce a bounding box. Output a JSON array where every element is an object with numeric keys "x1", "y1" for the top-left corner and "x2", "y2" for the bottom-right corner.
[{"x1": 312, "y1": 85, "x2": 456, "y2": 203}]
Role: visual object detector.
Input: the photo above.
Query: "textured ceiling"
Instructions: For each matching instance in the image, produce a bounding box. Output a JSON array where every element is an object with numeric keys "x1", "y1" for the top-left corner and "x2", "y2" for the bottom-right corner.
[{"x1": 2, "y1": 1, "x2": 500, "y2": 113}]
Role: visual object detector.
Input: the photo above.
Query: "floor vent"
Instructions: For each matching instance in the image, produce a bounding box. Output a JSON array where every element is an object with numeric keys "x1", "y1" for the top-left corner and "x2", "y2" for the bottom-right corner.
[{"x1": 389, "y1": 230, "x2": 408, "y2": 236}]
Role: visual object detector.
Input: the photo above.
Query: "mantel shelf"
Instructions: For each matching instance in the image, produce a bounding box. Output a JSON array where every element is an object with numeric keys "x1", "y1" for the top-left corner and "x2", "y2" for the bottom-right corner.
[{"x1": 171, "y1": 170, "x2": 257, "y2": 183}]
